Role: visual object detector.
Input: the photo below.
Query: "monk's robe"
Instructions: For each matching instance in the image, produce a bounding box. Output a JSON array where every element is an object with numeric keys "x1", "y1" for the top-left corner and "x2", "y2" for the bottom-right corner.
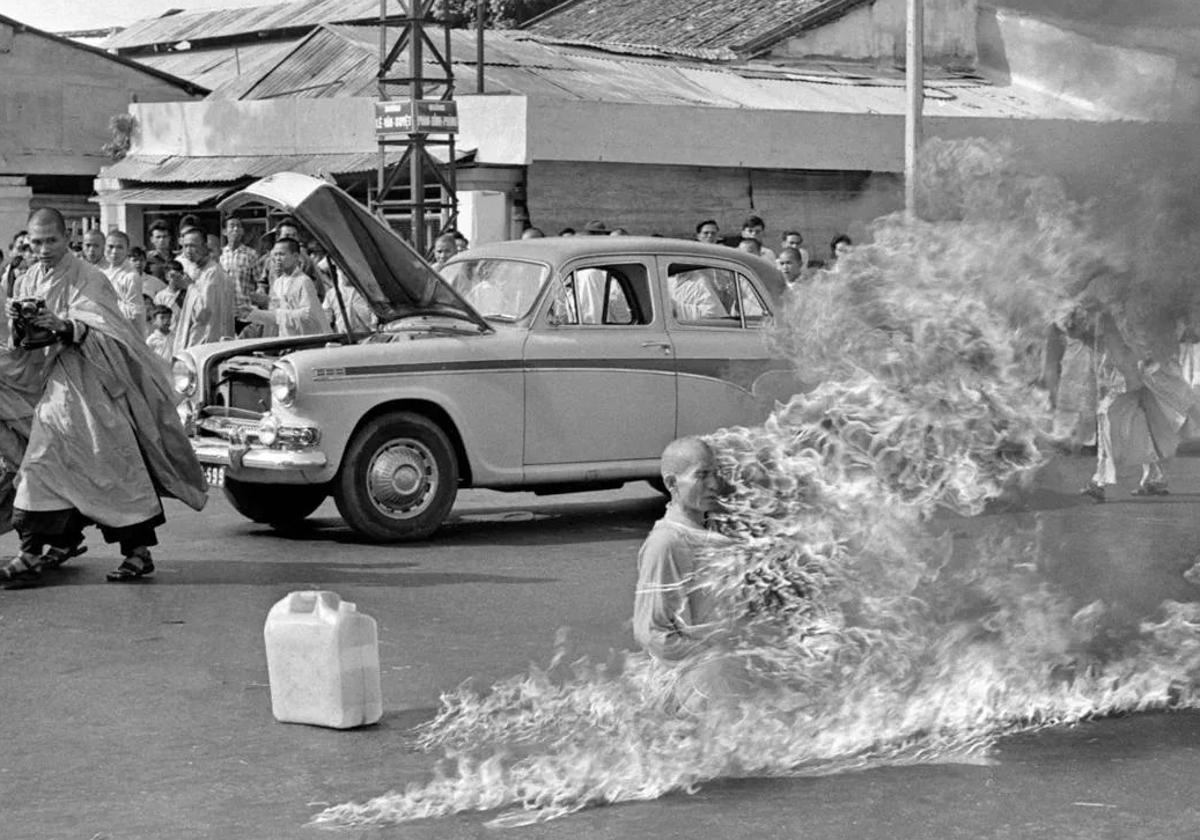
[
  {"x1": 6, "y1": 251, "x2": 206, "y2": 530},
  {"x1": 173, "y1": 260, "x2": 236, "y2": 352},
  {"x1": 246, "y1": 270, "x2": 330, "y2": 338}
]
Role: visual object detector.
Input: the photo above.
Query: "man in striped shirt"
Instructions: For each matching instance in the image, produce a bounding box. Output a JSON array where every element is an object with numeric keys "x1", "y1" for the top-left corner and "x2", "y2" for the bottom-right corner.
[{"x1": 219, "y1": 215, "x2": 257, "y2": 333}]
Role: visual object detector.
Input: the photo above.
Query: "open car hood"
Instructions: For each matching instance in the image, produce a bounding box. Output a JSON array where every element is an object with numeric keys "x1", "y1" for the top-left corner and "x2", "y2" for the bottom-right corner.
[{"x1": 219, "y1": 173, "x2": 488, "y2": 330}]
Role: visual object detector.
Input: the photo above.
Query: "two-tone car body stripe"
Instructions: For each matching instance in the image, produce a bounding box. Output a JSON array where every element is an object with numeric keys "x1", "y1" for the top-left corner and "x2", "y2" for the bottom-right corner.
[{"x1": 312, "y1": 357, "x2": 790, "y2": 394}]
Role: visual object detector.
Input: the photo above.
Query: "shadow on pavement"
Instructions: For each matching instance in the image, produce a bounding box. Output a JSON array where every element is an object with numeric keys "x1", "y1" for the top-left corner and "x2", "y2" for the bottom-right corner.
[
  {"x1": 36, "y1": 561, "x2": 555, "y2": 589},
  {"x1": 232, "y1": 495, "x2": 666, "y2": 548}
]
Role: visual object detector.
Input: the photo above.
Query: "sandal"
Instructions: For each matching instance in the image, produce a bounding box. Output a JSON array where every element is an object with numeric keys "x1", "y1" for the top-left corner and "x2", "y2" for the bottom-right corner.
[
  {"x1": 105, "y1": 548, "x2": 154, "y2": 583},
  {"x1": 40, "y1": 542, "x2": 87, "y2": 570},
  {"x1": 1079, "y1": 482, "x2": 1106, "y2": 502},
  {"x1": 1132, "y1": 481, "x2": 1170, "y2": 497},
  {"x1": 1, "y1": 553, "x2": 43, "y2": 590}
]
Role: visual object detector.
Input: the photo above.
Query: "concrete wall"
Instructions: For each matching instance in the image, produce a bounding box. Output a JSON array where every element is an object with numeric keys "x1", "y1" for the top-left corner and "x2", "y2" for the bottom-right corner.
[
  {"x1": 526, "y1": 161, "x2": 901, "y2": 261},
  {"x1": 977, "y1": 4, "x2": 1200, "y2": 121},
  {"x1": 775, "y1": 0, "x2": 978, "y2": 67},
  {"x1": 0, "y1": 22, "x2": 199, "y2": 177},
  {"x1": 130, "y1": 98, "x2": 379, "y2": 157}
]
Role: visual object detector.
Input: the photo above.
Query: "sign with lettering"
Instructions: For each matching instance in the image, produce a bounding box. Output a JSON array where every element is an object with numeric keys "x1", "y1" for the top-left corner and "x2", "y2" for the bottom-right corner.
[{"x1": 374, "y1": 100, "x2": 459, "y2": 135}]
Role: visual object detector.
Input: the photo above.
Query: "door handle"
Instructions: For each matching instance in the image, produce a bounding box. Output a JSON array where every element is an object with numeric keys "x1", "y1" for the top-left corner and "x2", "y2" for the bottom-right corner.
[{"x1": 641, "y1": 341, "x2": 672, "y2": 353}]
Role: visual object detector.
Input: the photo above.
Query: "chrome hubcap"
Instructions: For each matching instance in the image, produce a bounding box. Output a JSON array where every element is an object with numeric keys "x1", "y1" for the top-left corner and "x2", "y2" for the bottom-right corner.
[{"x1": 366, "y1": 439, "x2": 437, "y2": 519}]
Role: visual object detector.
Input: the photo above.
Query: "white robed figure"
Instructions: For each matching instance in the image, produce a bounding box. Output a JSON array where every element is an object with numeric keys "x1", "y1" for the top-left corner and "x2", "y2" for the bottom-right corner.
[{"x1": 244, "y1": 237, "x2": 330, "y2": 338}]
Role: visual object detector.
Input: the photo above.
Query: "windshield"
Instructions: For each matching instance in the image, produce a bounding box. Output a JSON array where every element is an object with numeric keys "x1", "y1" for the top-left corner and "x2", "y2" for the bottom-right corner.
[{"x1": 440, "y1": 259, "x2": 550, "y2": 321}]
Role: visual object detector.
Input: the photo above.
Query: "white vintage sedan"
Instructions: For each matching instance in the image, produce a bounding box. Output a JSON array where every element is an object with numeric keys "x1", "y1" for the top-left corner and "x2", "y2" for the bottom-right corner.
[{"x1": 175, "y1": 173, "x2": 797, "y2": 541}]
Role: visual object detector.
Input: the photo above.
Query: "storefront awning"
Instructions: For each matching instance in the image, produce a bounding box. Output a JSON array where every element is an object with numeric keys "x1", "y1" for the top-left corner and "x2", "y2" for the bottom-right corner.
[{"x1": 90, "y1": 185, "x2": 235, "y2": 206}]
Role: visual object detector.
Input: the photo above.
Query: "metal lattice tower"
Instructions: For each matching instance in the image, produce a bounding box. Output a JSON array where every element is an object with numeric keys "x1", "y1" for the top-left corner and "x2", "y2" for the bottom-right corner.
[{"x1": 373, "y1": 0, "x2": 458, "y2": 256}]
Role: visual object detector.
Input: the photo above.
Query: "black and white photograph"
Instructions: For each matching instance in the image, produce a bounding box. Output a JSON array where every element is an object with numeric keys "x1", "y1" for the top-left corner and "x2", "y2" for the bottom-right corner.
[{"x1": 1, "y1": 0, "x2": 1199, "y2": 837}]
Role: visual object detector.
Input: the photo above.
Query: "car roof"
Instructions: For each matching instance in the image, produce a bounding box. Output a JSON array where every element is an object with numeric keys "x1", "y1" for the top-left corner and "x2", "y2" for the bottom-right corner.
[{"x1": 450, "y1": 236, "x2": 773, "y2": 272}]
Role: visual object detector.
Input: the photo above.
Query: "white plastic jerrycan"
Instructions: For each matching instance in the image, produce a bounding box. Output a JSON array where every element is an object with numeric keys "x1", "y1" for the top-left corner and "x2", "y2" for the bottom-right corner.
[{"x1": 263, "y1": 590, "x2": 383, "y2": 729}]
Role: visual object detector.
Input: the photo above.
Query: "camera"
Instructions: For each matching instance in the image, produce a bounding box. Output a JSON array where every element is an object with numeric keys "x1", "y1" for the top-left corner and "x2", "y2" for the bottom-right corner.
[{"x1": 10, "y1": 298, "x2": 57, "y2": 349}]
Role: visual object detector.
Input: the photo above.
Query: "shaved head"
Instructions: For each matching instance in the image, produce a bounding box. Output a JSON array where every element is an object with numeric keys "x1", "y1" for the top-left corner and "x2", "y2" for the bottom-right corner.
[
  {"x1": 27, "y1": 208, "x2": 66, "y2": 236},
  {"x1": 82, "y1": 229, "x2": 105, "y2": 244},
  {"x1": 660, "y1": 436, "x2": 712, "y2": 483}
]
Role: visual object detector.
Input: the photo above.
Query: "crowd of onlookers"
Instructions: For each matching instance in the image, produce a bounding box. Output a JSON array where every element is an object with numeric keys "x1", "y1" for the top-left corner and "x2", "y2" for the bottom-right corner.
[
  {"x1": 1, "y1": 213, "x2": 365, "y2": 365},
  {"x1": 0, "y1": 209, "x2": 853, "y2": 367},
  {"x1": 503, "y1": 214, "x2": 854, "y2": 295}
]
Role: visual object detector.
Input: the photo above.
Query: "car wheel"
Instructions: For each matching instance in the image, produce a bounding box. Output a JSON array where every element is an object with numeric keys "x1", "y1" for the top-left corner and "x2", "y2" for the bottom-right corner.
[
  {"x1": 223, "y1": 478, "x2": 328, "y2": 529},
  {"x1": 334, "y1": 411, "x2": 458, "y2": 542}
]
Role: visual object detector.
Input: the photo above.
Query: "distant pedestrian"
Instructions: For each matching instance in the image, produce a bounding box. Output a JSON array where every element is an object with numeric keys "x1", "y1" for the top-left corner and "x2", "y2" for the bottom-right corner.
[
  {"x1": 242, "y1": 237, "x2": 329, "y2": 338},
  {"x1": 740, "y1": 215, "x2": 776, "y2": 263},
  {"x1": 583, "y1": 220, "x2": 610, "y2": 236},
  {"x1": 173, "y1": 228, "x2": 236, "y2": 351},
  {"x1": 431, "y1": 233, "x2": 458, "y2": 271},
  {"x1": 558, "y1": 227, "x2": 576, "y2": 237},
  {"x1": 102, "y1": 230, "x2": 146, "y2": 335},
  {"x1": 145, "y1": 305, "x2": 174, "y2": 363},
  {"x1": 521, "y1": 227, "x2": 545, "y2": 239},
  {"x1": 80, "y1": 229, "x2": 107, "y2": 269},
  {"x1": 219, "y1": 215, "x2": 258, "y2": 332},
  {"x1": 695, "y1": 219, "x2": 720, "y2": 245},
  {"x1": 129, "y1": 246, "x2": 166, "y2": 304},
  {"x1": 145, "y1": 219, "x2": 174, "y2": 280},
  {"x1": 736, "y1": 237, "x2": 762, "y2": 257},
  {"x1": 776, "y1": 247, "x2": 805, "y2": 291},
  {"x1": 153, "y1": 259, "x2": 189, "y2": 322},
  {"x1": 779, "y1": 230, "x2": 809, "y2": 271},
  {"x1": 829, "y1": 234, "x2": 852, "y2": 267}
]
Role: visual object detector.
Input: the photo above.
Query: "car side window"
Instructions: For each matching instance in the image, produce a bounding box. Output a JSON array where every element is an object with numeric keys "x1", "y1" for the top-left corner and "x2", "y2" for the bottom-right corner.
[
  {"x1": 667, "y1": 264, "x2": 737, "y2": 325},
  {"x1": 552, "y1": 264, "x2": 651, "y2": 326},
  {"x1": 667, "y1": 263, "x2": 770, "y2": 328},
  {"x1": 735, "y1": 273, "x2": 770, "y2": 326}
]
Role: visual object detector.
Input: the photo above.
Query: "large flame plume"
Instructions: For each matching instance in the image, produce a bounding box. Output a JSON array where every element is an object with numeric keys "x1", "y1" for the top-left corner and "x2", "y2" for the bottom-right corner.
[{"x1": 311, "y1": 138, "x2": 1200, "y2": 830}]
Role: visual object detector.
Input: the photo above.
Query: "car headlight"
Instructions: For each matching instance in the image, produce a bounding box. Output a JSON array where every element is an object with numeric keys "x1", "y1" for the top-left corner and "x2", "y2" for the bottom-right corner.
[
  {"x1": 257, "y1": 413, "x2": 280, "y2": 446},
  {"x1": 172, "y1": 355, "x2": 197, "y2": 397},
  {"x1": 270, "y1": 362, "x2": 297, "y2": 407}
]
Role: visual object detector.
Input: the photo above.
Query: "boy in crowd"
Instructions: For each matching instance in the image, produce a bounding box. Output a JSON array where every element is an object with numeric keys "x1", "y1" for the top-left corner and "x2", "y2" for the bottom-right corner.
[{"x1": 145, "y1": 305, "x2": 174, "y2": 363}]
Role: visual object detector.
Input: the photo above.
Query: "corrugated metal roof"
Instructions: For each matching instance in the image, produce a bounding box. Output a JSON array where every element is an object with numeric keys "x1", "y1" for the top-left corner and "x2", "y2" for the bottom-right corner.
[
  {"x1": 88, "y1": 185, "x2": 235, "y2": 205},
  {"x1": 102, "y1": 0, "x2": 379, "y2": 50},
  {"x1": 102, "y1": 148, "x2": 465, "y2": 183},
  {"x1": 131, "y1": 40, "x2": 302, "y2": 91},
  {"x1": 522, "y1": 0, "x2": 873, "y2": 59},
  {"x1": 194, "y1": 24, "x2": 1098, "y2": 120}
]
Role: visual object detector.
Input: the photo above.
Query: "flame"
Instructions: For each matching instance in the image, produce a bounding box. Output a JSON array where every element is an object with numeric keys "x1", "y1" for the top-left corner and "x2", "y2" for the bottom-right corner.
[{"x1": 310, "y1": 139, "x2": 1200, "y2": 830}]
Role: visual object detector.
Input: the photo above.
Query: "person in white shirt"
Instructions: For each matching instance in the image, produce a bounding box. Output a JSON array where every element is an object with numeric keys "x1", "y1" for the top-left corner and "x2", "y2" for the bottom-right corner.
[
  {"x1": 244, "y1": 237, "x2": 329, "y2": 338},
  {"x1": 102, "y1": 230, "x2": 145, "y2": 336},
  {"x1": 145, "y1": 304, "x2": 174, "y2": 364}
]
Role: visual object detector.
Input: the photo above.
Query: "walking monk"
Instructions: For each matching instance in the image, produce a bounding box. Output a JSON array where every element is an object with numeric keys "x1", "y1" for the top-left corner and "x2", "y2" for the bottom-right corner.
[{"x1": 1, "y1": 208, "x2": 207, "y2": 588}]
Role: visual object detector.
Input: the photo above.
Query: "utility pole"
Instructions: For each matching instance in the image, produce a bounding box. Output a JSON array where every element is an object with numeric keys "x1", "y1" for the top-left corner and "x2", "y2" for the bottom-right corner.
[
  {"x1": 373, "y1": 0, "x2": 459, "y2": 256},
  {"x1": 905, "y1": 0, "x2": 924, "y2": 219}
]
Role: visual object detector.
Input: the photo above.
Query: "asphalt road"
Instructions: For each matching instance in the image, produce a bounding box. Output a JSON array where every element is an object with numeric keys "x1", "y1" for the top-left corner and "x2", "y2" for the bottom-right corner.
[{"x1": 1, "y1": 455, "x2": 1199, "y2": 840}]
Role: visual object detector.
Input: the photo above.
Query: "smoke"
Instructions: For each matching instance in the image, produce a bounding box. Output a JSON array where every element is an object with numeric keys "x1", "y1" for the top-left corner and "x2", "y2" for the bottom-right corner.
[{"x1": 310, "y1": 137, "x2": 1200, "y2": 830}]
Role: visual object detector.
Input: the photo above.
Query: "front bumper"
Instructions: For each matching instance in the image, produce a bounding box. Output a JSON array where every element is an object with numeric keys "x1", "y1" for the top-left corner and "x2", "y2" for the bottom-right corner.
[{"x1": 192, "y1": 437, "x2": 328, "y2": 471}]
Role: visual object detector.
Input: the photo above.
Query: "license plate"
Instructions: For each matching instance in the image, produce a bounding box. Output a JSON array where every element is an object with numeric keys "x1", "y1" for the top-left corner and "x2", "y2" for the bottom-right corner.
[{"x1": 204, "y1": 465, "x2": 226, "y2": 488}]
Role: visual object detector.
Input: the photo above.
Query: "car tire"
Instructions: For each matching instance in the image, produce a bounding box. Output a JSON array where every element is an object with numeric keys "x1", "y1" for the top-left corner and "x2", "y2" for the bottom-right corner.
[
  {"x1": 334, "y1": 411, "x2": 459, "y2": 542},
  {"x1": 223, "y1": 478, "x2": 328, "y2": 529}
]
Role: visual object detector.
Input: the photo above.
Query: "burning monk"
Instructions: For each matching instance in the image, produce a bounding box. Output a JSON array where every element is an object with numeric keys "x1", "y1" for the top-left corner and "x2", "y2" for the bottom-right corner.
[
  {"x1": 0, "y1": 208, "x2": 208, "y2": 588},
  {"x1": 634, "y1": 436, "x2": 755, "y2": 713}
]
